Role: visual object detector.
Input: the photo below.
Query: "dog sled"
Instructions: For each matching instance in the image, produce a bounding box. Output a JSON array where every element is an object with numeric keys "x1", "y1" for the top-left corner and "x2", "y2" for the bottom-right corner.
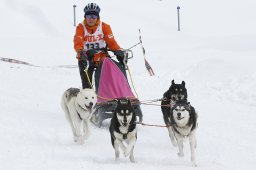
[{"x1": 81, "y1": 49, "x2": 143, "y2": 127}]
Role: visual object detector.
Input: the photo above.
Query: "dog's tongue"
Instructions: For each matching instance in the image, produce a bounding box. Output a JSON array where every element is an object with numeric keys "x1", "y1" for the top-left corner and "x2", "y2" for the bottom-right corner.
[{"x1": 85, "y1": 105, "x2": 92, "y2": 111}]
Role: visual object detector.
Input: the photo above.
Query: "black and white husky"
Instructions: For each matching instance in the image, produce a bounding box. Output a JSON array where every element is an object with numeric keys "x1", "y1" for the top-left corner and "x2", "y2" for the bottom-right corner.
[
  {"x1": 170, "y1": 100, "x2": 198, "y2": 166},
  {"x1": 109, "y1": 99, "x2": 137, "y2": 163},
  {"x1": 61, "y1": 88, "x2": 97, "y2": 144},
  {"x1": 161, "y1": 80, "x2": 188, "y2": 146}
]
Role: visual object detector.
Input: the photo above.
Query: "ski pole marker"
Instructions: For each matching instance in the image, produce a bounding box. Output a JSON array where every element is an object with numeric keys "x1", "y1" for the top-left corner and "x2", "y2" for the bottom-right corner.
[
  {"x1": 177, "y1": 6, "x2": 181, "y2": 31},
  {"x1": 73, "y1": 5, "x2": 77, "y2": 27},
  {"x1": 139, "y1": 29, "x2": 155, "y2": 76}
]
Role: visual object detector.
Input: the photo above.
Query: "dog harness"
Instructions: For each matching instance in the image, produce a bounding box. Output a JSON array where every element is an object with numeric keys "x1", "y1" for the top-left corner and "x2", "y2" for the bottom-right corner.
[
  {"x1": 76, "y1": 111, "x2": 83, "y2": 120},
  {"x1": 123, "y1": 134, "x2": 127, "y2": 139},
  {"x1": 76, "y1": 103, "x2": 90, "y2": 121},
  {"x1": 173, "y1": 124, "x2": 193, "y2": 137}
]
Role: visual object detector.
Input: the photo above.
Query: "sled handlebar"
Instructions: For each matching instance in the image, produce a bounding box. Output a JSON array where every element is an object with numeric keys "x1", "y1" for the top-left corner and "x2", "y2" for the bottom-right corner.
[
  {"x1": 80, "y1": 48, "x2": 133, "y2": 69},
  {"x1": 81, "y1": 48, "x2": 134, "y2": 59},
  {"x1": 123, "y1": 49, "x2": 133, "y2": 60}
]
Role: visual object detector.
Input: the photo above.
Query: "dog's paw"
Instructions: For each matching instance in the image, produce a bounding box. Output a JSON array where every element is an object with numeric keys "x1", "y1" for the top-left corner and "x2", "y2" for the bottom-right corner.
[
  {"x1": 129, "y1": 154, "x2": 135, "y2": 163},
  {"x1": 192, "y1": 161, "x2": 197, "y2": 167},
  {"x1": 77, "y1": 136, "x2": 85, "y2": 145},
  {"x1": 177, "y1": 152, "x2": 184, "y2": 157},
  {"x1": 130, "y1": 158, "x2": 135, "y2": 163},
  {"x1": 73, "y1": 136, "x2": 79, "y2": 142}
]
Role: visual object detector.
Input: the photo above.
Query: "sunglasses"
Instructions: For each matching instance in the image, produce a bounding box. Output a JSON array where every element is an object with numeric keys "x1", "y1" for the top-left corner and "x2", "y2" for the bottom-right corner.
[{"x1": 86, "y1": 15, "x2": 98, "y2": 19}]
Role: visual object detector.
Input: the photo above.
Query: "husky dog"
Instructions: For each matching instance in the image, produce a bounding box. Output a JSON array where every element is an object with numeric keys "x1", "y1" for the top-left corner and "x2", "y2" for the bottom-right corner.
[
  {"x1": 109, "y1": 99, "x2": 137, "y2": 163},
  {"x1": 61, "y1": 88, "x2": 97, "y2": 144},
  {"x1": 161, "y1": 80, "x2": 188, "y2": 146},
  {"x1": 171, "y1": 100, "x2": 198, "y2": 166}
]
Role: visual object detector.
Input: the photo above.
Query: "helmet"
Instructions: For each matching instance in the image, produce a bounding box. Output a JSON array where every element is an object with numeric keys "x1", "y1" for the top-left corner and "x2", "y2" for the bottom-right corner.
[{"x1": 84, "y1": 3, "x2": 100, "y2": 17}]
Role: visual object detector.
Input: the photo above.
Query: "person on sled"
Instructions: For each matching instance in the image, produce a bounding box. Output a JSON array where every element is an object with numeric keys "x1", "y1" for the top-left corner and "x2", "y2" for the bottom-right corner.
[{"x1": 73, "y1": 3, "x2": 125, "y2": 89}]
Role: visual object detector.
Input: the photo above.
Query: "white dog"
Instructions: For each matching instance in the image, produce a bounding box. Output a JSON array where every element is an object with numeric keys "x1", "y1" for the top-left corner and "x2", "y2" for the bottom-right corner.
[{"x1": 61, "y1": 88, "x2": 97, "y2": 144}]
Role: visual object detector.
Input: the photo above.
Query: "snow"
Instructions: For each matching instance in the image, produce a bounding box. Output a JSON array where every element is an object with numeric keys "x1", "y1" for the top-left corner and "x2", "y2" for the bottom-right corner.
[{"x1": 1, "y1": 0, "x2": 256, "y2": 169}]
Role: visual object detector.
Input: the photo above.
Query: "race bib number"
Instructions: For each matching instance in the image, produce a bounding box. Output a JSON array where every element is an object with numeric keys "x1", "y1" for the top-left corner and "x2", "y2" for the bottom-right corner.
[{"x1": 85, "y1": 43, "x2": 100, "y2": 50}]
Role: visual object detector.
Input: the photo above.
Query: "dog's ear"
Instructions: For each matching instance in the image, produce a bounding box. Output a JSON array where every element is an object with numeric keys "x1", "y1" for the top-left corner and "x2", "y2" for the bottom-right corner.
[
  {"x1": 163, "y1": 90, "x2": 169, "y2": 98},
  {"x1": 171, "y1": 79, "x2": 175, "y2": 85},
  {"x1": 181, "y1": 81, "x2": 185, "y2": 87}
]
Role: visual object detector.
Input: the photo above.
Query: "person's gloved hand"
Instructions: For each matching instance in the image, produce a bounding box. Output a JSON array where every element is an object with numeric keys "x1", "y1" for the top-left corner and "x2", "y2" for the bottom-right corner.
[
  {"x1": 114, "y1": 50, "x2": 125, "y2": 65},
  {"x1": 86, "y1": 49, "x2": 97, "y2": 61},
  {"x1": 76, "y1": 49, "x2": 83, "y2": 61}
]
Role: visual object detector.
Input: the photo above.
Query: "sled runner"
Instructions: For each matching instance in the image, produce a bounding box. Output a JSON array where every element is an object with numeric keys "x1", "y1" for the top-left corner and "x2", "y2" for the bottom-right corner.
[{"x1": 81, "y1": 49, "x2": 143, "y2": 127}]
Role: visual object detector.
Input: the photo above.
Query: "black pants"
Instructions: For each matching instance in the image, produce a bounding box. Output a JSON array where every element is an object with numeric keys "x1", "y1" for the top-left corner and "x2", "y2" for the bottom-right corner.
[{"x1": 78, "y1": 61, "x2": 94, "y2": 89}]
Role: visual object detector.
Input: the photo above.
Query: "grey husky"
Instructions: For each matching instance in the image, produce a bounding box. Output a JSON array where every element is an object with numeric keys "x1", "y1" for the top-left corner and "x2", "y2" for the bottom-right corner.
[{"x1": 61, "y1": 88, "x2": 97, "y2": 144}]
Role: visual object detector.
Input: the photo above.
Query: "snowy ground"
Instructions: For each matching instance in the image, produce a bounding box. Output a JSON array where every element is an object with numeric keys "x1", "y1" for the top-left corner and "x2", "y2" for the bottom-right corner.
[{"x1": 1, "y1": 0, "x2": 256, "y2": 169}]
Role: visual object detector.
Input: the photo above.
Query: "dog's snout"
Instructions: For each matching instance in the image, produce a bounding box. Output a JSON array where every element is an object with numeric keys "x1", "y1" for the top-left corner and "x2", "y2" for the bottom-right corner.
[
  {"x1": 89, "y1": 102, "x2": 93, "y2": 106},
  {"x1": 177, "y1": 112, "x2": 181, "y2": 118},
  {"x1": 123, "y1": 116, "x2": 127, "y2": 123}
]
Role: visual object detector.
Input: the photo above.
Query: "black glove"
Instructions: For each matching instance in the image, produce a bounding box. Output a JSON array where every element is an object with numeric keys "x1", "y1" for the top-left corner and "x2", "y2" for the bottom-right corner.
[
  {"x1": 80, "y1": 51, "x2": 87, "y2": 62},
  {"x1": 86, "y1": 49, "x2": 97, "y2": 61},
  {"x1": 76, "y1": 49, "x2": 83, "y2": 61},
  {"x1": 114, "y1": 50, "x2": 125, "y2": 65}
]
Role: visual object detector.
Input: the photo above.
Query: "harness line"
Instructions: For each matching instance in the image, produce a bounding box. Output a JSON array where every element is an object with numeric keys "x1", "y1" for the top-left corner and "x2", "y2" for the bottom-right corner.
[
  {"x1": 136, "y1": 122, "x2": 170, "y2": 128},
  {"x1": 85, "y1": 69, "x2": 94, "y2": 89},
  {"x1": 127, "y1": 66, "x2": 139, "y2": 98}
]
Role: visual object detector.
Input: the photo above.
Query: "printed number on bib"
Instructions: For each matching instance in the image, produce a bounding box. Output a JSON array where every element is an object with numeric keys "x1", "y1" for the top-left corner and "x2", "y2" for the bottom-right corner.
[{"x1": 86, "y1": 43, "x2": 100, "y2": 50}]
